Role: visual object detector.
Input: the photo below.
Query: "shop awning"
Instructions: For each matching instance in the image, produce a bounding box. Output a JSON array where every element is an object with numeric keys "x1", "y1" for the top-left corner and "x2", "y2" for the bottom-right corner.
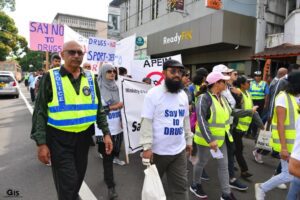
[{"x1": 253, "y1": 43, "x2": 300, "y2": 59}]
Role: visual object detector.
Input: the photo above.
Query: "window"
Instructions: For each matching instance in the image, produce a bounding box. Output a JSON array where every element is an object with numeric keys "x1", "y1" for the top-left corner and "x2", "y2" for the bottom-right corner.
[
  {"x1": 137, "y1": 0, "x2": 143, "y2": 26},
  {"x1": 152, "y1": 0, "x2": 159, "y2": 20},
  {"x1": 125, "y1": 0, "x2": 130, "y2": 31}
]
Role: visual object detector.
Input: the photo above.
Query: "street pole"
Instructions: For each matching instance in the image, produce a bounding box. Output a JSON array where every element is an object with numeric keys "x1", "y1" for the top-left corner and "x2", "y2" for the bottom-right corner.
[{"x1": 45, "y1": 51, "x2": 49, "y2": 71}]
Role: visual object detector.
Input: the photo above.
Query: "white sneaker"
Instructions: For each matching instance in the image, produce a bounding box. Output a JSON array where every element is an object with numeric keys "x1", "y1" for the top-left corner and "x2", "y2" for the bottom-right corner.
[
  {"x1": 99, "y1": 153, "x2": 103, "y2": 159},
  {"x1": 113, "y1": 158, "x2": 126, "y2": 166},
  {"x1": 277, "y1": 183, "x2": 287, "y2": 190},
  {"x1": 255, "y1": 183, "x2": 265, "y2": 200},
  {"x1": 253, "y1": 150, "x2": 264, "y2": 164}
]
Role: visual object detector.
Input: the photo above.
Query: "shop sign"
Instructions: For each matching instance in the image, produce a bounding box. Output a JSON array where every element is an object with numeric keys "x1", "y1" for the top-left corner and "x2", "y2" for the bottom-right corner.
[
  {"x1": 136, "y1": 36, "x2": 145, "y2": 46},
  {"x1": 163, "y1": 31, "x2": 192, "y2": 45},
  {"x1": 206, "y1": 0, "x2": 222, "y2": 10}
]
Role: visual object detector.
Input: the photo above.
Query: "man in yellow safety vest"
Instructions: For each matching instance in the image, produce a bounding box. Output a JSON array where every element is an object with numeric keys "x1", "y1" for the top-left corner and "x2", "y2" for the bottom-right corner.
[{"x1": 31, "y1": 41, "x2": 113, "y2": 200}]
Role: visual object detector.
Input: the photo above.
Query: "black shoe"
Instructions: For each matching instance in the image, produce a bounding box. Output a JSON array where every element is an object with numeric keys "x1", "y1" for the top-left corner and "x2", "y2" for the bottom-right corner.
[
  {"x1": 221, "y1": 193, "x2": 237, "y2": 200},
  {"x1": 201, "y1": 170, "x2": 210, "y2": 181},
  {"x1": 241, "y1": 171, "x2": 253, "y2": 178},
  {"x1": 229, "y1": 178, "x2": 248, "y2": 191},
  {"x1": 271, "y1": 152, "x2": 280, "y2": 159},
  {"x1": 190, "y1": 183, "x2": 208, "y2": 198},
  {"x1": 108, "y1": 187, "x2": 118, "y2": 200}
]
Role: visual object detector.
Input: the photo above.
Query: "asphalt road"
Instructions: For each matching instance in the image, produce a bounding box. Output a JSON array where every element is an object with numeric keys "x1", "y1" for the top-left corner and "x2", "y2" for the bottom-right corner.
[{"x1": 0, "y1": 83, "x2": 288, "y2": 200}]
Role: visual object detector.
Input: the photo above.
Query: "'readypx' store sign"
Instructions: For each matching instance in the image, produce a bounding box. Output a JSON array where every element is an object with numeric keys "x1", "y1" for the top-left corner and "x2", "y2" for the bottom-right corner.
[
  {"x1": 148, "y1": 11, "x2": 256, "y2": 56},
  {"x1": 147, "y1": 17, "x2": 202, "y2": 55}
]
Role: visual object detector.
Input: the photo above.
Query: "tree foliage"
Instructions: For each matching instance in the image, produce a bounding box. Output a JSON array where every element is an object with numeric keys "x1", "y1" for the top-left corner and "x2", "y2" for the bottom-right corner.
[
  {"x1": 18, "y1": 50, "x2": 48, "y2": 72},
  {"x1": 0, "y1": 0, "x2": 15, "y2": 12},
  {"x1": 0, "y1": 11, "x2": 28, "y2": 61}
]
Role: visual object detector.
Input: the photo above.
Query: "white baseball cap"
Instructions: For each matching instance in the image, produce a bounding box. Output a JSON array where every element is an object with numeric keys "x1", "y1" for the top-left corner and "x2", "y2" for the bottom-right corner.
[{"x1": 212, "y1": 64, "x2": 234, "y2": 73}]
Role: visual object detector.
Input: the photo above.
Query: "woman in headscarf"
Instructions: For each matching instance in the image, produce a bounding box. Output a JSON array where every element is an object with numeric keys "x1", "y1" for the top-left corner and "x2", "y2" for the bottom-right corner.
[{"x1": 95, "y1": 63, "x2": 125, "y2": 200}]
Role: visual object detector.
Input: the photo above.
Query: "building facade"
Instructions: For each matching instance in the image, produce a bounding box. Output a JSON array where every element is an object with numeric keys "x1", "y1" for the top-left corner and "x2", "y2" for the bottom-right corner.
[
  {"x1": 255, "y1": 0, "x2": 300, "y2": 74},
  {"x1": 53, "y1": 13, "x2": 107, "y2": 39},
  {"x1": 116, "y1": 0, "x2": 259, "y2": 75},
  {"x1": 108, "y1": 2, "x2": 121, "y2": 40}
]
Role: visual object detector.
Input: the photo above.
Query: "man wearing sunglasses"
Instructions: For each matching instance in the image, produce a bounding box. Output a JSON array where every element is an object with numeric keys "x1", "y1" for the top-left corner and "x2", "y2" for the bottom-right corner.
[
  {"x1": 140, "y1": 59, "x2": 193, "y2": 200},
  {"x1": 31, "y1": 40, "x2": 113, "y2": 200}
]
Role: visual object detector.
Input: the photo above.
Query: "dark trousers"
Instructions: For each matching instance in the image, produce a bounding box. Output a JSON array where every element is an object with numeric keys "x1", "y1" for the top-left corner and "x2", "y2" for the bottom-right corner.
[
  {"x1": 30, "y1": 88, "x2": 35, "y2": 102},
  {"x1": 153, "y1": 150, "x2": 188, "y2": 200},
  {"x1": 46, "y1": 125, "x2": 93, "y2": 200},
  {"x1": 275, "y1": 161, "x2": 282, "y2": 175},
  {"x1": 97, "y1": 133, "x2": 123, "y2": 188},
  {"x1": 233, "y1": 129, "x2": 248, "y2": 173},
  {"x1": 249, "y1": 99, "x2": 265, "y2": 137},
  {"x1": 226, "y1": 134, "x2": 236, "y2": 179}
]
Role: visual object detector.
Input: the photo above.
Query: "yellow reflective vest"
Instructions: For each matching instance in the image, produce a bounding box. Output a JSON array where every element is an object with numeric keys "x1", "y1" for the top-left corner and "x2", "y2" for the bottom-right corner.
[
  {"x1": 236, "y1": 90, "x2": 253, "y2": 132},
  {"x1": 270, "y1": 92, "x2": 298, "y2": 153},
  {"x1": 249, "y1": 81, "x2": 267, "y2": 100},
  {"x1": 47, "y1": 68, "x2": 98, "y2": 132},
  {"x1": 194, "y1": 92, "x2": 232, "y2": 147}
]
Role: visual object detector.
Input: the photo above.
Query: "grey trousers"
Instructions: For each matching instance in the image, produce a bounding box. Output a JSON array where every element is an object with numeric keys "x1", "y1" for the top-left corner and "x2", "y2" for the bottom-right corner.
[
  {"x1": 193, "y1": 144, "x2": 231, "y2": 195},
  {"x1": 153, "y1": 149, "x2": 189, "y2": 200}
]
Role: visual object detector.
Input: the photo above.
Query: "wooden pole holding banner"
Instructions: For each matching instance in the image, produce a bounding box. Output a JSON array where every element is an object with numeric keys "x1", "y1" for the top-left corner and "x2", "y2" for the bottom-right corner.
[
  {"x1": 45, "y1": 51, "x2": 49, "y2": 71},
  {"x1": 263, "y1": 59, "x2": 271, "y2": 81}
]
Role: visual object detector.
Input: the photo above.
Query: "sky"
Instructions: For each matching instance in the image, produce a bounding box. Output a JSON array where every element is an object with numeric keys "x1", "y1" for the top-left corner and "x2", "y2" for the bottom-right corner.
[{"x1": 7, "y1": 0, "x2": 112, "y2": 41}]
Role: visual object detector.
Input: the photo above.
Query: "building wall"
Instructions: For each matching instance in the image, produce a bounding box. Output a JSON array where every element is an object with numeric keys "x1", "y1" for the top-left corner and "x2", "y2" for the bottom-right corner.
[
  {"x1": 107, "y1": 6, "x2": 121, "y2": 40},
  {"x1": 119, "y1": 0, "x2": 256, "y2": 38},
  {"x1": 284, "y1": 9, "x2": 300, "y2": 45},
  {"x1": 96, "y1": 21, "x2": 107, "y2": 38},
  {"x1": 256, "y1": 0, "x2": 287, "y2": 52},
  {"x1": 53, "y1": 14, "x2": 107, "y2": 39}
]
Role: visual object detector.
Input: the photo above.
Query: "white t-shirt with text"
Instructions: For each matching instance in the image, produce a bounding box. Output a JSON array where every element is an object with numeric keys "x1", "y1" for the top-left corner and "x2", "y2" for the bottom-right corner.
[
  {"x1": 141, "y1": 85, "x2": 189, "y2": 155},
  {"x1": 95, "y1": 97, "x2": 122, "y2": 136}
]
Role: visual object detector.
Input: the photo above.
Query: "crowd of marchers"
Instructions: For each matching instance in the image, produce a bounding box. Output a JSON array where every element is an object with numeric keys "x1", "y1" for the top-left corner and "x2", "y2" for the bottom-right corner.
[{"x1": 29, "y1": 40, "x2": 300, "y2": 200}]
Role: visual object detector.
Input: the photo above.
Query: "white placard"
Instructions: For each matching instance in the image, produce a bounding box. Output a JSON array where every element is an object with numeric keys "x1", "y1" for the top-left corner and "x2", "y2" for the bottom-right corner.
[
  {"x1": 130, "y1": 54, "x2": 182, "y2": 86},
  {"x1": 118, "y1": 77, "x2": 152, "y2": 155},
  {"x1": 87, "y1": 37, "x2": 116, "y2": 62},
  {"x1": 113, "y1": 34, "x2": 136, "y2": 75}
]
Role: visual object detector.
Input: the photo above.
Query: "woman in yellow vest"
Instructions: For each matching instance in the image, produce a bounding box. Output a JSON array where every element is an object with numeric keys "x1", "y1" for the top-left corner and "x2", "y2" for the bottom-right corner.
[
  {"x1": 255, "y1": 71, "x2": 300, "y2": 200},
  {"x1": 191, "y1": 71, "x2": 237, "y2": 200},
  {"x1": 232, "y1": 76, "x2": 264, "y2": 179},
  {"x1": 190, "y1": 68, "x2": 210, "y2": 180}
]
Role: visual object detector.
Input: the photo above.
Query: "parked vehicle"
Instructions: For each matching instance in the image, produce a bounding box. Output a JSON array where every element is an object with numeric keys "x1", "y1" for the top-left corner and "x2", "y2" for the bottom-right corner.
[
  {"x1": 0, "y1": 61, "x2": 22, "y2": 82},
  {"x1": 0, "y1": 72, "x2": 19, "y2": 98}
]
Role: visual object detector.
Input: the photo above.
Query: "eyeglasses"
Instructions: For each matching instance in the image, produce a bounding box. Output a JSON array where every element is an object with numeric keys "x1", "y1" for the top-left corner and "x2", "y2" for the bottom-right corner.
[
  {"x1": 167, "y1": 68, "x2": 184, "y2": 76},
  {"x1": 64, "y1": 50, "x2": 84, "y2": 56},
  {"x1": 106, "y1": 70, "x2": 117, "y2": 74}
]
